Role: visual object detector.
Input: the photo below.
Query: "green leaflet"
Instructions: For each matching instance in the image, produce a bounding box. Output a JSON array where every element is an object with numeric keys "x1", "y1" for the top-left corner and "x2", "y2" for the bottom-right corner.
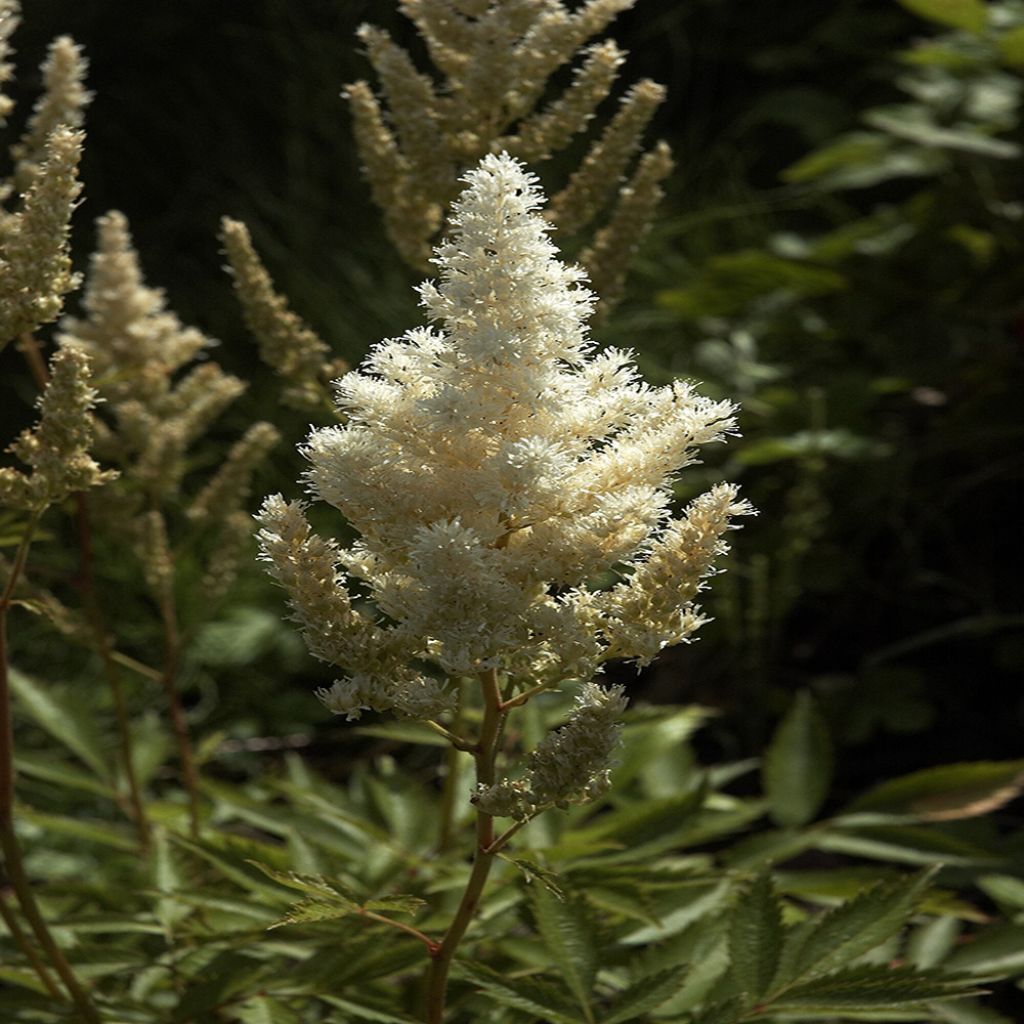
[
  {"x1": 230, "y1": 995, "x2": 302, "y2": 1024},
  {"x1": 727, "y1": 873, "x2": 783, "y2": 1000},
  {"x1": 771, "y1": 963, "x2": 981, "y2": 1010},
  {"x1": 455, "y1": 960, "x2": 583, "y2": 1024},
  {"x1": 763, "y1": 691, "x2": 833, "y2": 827},
  {"x1": 773, "y1": 869, "x2": 936, "y2": 989},
  {"x1": 600, "y1": 966, "x2": 689, "y2": 1024},
  {"x1": 528, "y1": 883, "x2": 598, "y2": 1021},
  {"x1": 246, "y1": 858, "x2": 424, "y2": 931},
  {"x1": 9, "y1": 666, "x2": 113, "y2": 783},
  {"x1": 845, "y1": 760, "x2": 1024, "y2": 821}
]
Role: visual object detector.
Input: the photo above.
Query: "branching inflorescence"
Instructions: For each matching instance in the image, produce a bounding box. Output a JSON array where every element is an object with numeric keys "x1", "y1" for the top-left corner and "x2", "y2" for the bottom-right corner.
[
  {"x1": 258, "y1": 152, "x2": 750, "y2": 815},
  {"x1": 0, "y1": 0, "x2": 88, "y2": 350},
  {"x1": 346, "y1": 0, "x2": 673, "y2": 313}
]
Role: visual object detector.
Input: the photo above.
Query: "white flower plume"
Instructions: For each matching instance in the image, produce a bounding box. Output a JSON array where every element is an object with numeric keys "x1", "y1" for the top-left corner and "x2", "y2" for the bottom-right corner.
[{"x1": 260, "y1": 152, "x2": 751, "y2": 720}]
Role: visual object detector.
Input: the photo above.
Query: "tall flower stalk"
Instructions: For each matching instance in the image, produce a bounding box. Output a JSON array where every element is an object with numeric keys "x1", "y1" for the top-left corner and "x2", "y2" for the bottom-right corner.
[
  {"x1": 0, "y1": 347, "x2": 111, "y2": 1023},
  {"x1": 258, "y1": 153, "x2": 750, "y2": 1022}
]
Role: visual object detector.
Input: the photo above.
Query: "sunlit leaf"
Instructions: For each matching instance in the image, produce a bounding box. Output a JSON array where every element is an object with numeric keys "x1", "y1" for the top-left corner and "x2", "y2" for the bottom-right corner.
[
  {"x1": 896, "y1": 0, "x2": 987, "y2": 32},
  {"x1": 846, "y1": 761, "x2": 1024, "y2": 821},
  {"x1": 763, "y1": 691, "x2": 833, "y2": 827}
]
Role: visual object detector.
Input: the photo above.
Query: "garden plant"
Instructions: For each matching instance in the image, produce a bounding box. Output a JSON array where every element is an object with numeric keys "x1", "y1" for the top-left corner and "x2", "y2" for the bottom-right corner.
[{"x1": 1, "y1": 1, "x2": 1023, "y2": 1023}]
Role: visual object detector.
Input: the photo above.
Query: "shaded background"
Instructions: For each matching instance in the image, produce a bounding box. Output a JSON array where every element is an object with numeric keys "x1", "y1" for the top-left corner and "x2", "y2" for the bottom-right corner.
[{"x1": 5, "y1": 0, "x2": 1023, "y2": 805}]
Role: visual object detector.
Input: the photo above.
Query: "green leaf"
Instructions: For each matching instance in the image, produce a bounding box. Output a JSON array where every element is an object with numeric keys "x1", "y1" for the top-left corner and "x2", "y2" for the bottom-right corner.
[
  {"x1": 364, "y1": 893, "x2": 426, "y2": 915},
  {"x1": 944, "y1": 923, "x2": 1024, "y2": 975},
  {"x1": 320, "y1": 996, "x2": 419, "y2": 1023},
  {"x1": 814, "y1": 823, "x2": 999, "y2": 867},
  {"x1": 267, "y1": 896, "x2": 355, "y2": 929},
  {"x1": 231, "y1": 996, "x2": 301, "y2": 1024},
  {"x1": 846, "y1": 761, "x2": 1024, "y2": 821},
  {"x1": 998, "y1": 25, "x2": 1024, "y2": 66},
  {"x1": 456, "y1": 960, "x2": 582, "y2": 1024},
  {"x1": 528, "y1": 883, "x2": 597, "y2": 1020},
  {"x1": 763, "y1": 691, "x2": 833, "y2": 827},
  {"x1": 601, "y1": 967, "x2": 688, "y2": 1024},
  {"x1": 246, "y1": 859, "x2": 355, "y2": 902},
  {"x1": 353, "y1": 722, "x2": 450, "y2": 747},
  {"x1": 737, "y1": 429, "x2": 889, "y2": 466},
  {"x1": 14, "y1": 752, "x2": 115, "y2": 799},
  {"x1": 782, "y1": 132, "x2": 946, "y2": 189},
  {"x1": 17, "y1": 807, "x2": 137, "y2": 851},
  {"x1": 774, "y1": 869, "x2": 936, "y2": 987},
  {"x1": 773, "y1": 963, "x2": 980, "y2": 1011},
  {"x1": 728, "y1": 873, "x2": 783, "y2": 1000},
  {"x1": 9, "y1": 667, "x2": 112, "y2": 782},
  {"x1": 658, "y1": 250, "x2": 845, "y2": 318},
  {"x1": 864, "y1": 107, "x2": 1020, "y2": 158},
  {"x1": 896, "y1": 0, "x2": 987, "y2": 31},
  {"x1": 907, "y1": 916, "x2": 962, "y2": 969}
]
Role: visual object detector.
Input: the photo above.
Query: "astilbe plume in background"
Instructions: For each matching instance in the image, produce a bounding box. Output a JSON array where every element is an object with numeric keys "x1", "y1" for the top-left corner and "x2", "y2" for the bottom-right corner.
[
  {"x1": 220, "y1": 216, "x2": 347, "y2": 411},
  {"x1": 0, "y1": 0, "x2": 87, "y2": 349},
  {"x1": 345, "y1": 0, "x2": 672, "y2": 312},
  {"x1": 258, "y1": 152, "x2": 749, "y2": 799},
  {"x1": 59, "y1": 211, "x2": 280, "y2": 606}
]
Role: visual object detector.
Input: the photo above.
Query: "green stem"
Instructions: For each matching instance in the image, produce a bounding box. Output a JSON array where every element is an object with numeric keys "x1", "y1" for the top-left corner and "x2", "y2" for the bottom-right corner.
[
  {"x1": 424, "y1": 668, "x2": 504, "y2": 1024},
  {"x1": 0, "y1": 512, "x2": 103, "y2": 1023},
  {"x1": 436, "y1": 682, "x2": 466, "y2": 854},
  {"x1": 74, "y1": 494, "x2": 150, "y2": 850},
  {"x1": 0, "y1": 887, "x2": 65, "y2": 1001},
  {"x1": 156, "y1": 587, "x2": 201, "y2": 838}
]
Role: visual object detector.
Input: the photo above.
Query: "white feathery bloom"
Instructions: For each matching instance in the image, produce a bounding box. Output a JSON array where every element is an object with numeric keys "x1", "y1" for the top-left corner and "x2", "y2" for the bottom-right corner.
[{"x1": 260, "y1": 153, "x2": 750, "y2": 748}]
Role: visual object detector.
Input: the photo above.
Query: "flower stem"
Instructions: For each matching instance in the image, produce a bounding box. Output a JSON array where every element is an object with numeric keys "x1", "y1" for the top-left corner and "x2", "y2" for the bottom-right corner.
[
  {"x1": 424, "y1": 667, "x2": 504, "y2": 1024},
  {"x1": 156, "y1": 587, "x2": 201, "y2": 838},
  {"x1": 74, "y1": 494, "x2": 150, "y2": 850},
  {"x1": 0, "y1": 513, "x2": 103, "y2": 1023}
]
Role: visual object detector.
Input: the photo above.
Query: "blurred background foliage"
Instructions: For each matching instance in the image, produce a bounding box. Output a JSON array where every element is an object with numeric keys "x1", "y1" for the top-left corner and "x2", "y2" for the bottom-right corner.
[{"x1": 4, "y1": 0, "x2": 1022, "y2": 805}]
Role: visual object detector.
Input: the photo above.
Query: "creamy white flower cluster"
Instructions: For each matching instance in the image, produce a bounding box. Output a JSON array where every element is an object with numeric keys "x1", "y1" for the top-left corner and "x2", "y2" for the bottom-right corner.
[
  {"x1": 257, "y1": 153, "x2": 750, "y2": 723},
  {"x1": 473, "y1": 682, "x2": 628, "y2": 819}
]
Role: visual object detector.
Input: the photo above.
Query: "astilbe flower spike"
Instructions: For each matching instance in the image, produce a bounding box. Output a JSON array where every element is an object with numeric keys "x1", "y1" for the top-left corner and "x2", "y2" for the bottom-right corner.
[
  {"x1": 0, "y1": 1, "x2": 89, "y2": 349},
  {"x1": 258, "y1": 152, "x2": 752, "y2": 803},
  {"x1": 346, "y1": 0, "x2": 672, "y2": 312}
]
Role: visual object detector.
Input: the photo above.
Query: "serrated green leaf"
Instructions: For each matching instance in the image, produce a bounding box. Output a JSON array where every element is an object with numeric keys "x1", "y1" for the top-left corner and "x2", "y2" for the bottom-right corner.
[
  {"x1": 846, "y1": 761, "x2": 1024, "y2": 821},
  {"x1": 728, "y1": 873, "x2": 783, "y2": 999},
  {"x1": 764, "y1": 692, "x2": 833, "y2": 827},
  {"x1": 501, "y1": 854, "x2": 566, "y2": 899},
  {"x1": 364, "y1": 893, "x2": 426, "y2": 915},
  {"x1": 896, "y1": 0, "x2": 987, "y2": 32},
  {"x1": 529, "y1": 883, "x2": 597, "y2": 1020},
  {"x1": 245, "y1": 859, "x2": 355, "y2": 902},
  {"x1": 601, "y1": 966, "x2": 688, "y2": 1024},
  {"x1": 9, "y1": 667, "x2": 112, "y2": 782},
  {"x1": 773, "y1": 963, "x2": 979, "y2": 1009},
  {"x1": 268, "y1": 896, "x2": 354, "y2": 930},
  {"x1": 456, "y1": 960, "x2": 582, "y2": 1024},
  {"x1": 774, "y1": 869, "x2": 935, "y2": 988}
]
